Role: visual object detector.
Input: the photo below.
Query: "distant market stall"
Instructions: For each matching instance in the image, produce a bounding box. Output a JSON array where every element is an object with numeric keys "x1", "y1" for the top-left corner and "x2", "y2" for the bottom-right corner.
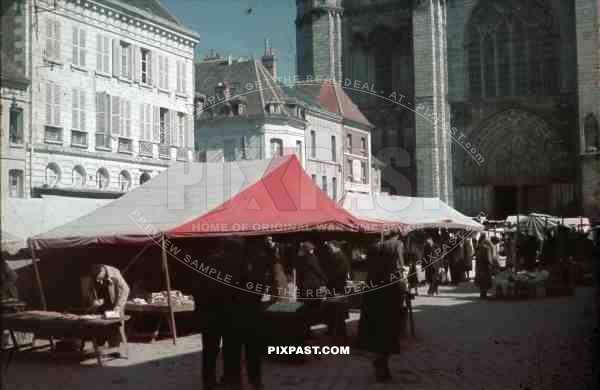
[
  {"x1": 342, "y1": 192, "x2": 484, "y2": 233},
  {"x1": 26, "y1": 155, "x2": 371, "y2": 344}
]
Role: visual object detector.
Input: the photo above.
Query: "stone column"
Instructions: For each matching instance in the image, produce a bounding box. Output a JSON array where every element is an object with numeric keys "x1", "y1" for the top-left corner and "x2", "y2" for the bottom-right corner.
[{"x1": 412, "y1": 0, "x2": 451, "y2": 202}]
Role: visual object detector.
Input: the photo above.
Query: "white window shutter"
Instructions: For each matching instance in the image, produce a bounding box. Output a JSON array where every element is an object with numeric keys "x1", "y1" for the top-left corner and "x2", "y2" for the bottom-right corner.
[
  {"x1": 72, "y1": 89, "x2": 78, "y2": 129},
  {"x1": 45, "y1": 20, "x2": 53, "y2": 58},
  {"x1": 80, "y1": 28, "x2": 86, "y2": 66},
  {"x1": 139, "y1": 103, "x2": 144, "y2": 140},
  {"x1": 133, "y1": 46, "x2": 140, "y2": 82},
  {"x1": 111, "y1": 95, "x2": 120, "y2": 135},
  {"x1": 165, "y1": 110, "x2": 173, "y2": 145},
  {"x1": 112, "y1": 39, "x2": 120, "y2": 77},
  {"x1": 72, "y1": 27, "x2": 78, "y2": 65},
  {"x1": 151, "y1": 52, "x2": 158, "y2": 86},
  {"x1": 152, "y1": 106, "x2": 159, "y2": 141},
  {"x1": 46, "y1": 83, "x2": 53, "y2": 124},
  {"x1": 164, "y1": 57, "x2": 169, "y2": 90},
  {"x1": 186, "y1": 114, "x2": 193, "y2": 148},
  {"x1": 55, "y1": 21, "x2": 61, "y2": 61},
  {"x1": 80, "y1": 91, "x2": 86, "y2": 130},
  {"x1": 96, "y1": 34, "x2": 102, "y2": 71},
  {"x1": 126, "y1": 100, "x2": 131, "y2": 137},
  {"x1": 127, "y1": 45, "x2": 134, "y2": 79},
  {"x1": 54, "y1": 84, "x2": 62, "y2": 126}
]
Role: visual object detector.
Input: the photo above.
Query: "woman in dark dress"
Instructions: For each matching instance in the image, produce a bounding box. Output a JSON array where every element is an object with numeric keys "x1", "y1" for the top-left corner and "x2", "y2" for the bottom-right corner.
[{"x1": 357, "y1": 241, "x2": 406, "y2": 382}]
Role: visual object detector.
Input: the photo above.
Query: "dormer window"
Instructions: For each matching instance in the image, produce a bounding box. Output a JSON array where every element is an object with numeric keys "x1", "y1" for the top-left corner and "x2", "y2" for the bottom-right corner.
[
  {"x1": 266, "y1": 102, "x2": 282, "y2": 114},
  {"x1": 237, "y1": 103, "x2": 246, "y2": 115},
  {"x1": 232, "y1": 96, "x2": 247, "y2": 116}
]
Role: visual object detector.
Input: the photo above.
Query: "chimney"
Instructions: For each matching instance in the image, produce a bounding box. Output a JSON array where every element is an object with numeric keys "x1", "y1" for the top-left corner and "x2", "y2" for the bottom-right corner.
[{"x1": 261, "y1": 38, "x2": 277, "y2": 78}]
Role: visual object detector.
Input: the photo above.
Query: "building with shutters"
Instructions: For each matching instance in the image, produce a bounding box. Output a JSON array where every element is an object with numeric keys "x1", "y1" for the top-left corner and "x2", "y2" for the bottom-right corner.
[
  {"x1": 2, "y1": 0, "x2": 199, "y2": 201},
  {"x1": 194, "y1": 43, "x2": 377, "y2": 202}
]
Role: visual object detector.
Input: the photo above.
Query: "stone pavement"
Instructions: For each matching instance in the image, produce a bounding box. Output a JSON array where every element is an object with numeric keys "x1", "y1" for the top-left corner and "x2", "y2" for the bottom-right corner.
[{"x1": 2, "y1": 284, "x2": 595, "y2": 390}]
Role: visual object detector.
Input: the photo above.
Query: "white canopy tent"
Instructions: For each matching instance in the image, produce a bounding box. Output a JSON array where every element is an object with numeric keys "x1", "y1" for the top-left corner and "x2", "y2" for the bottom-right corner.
[{"x1": 342, "y1": 192, "x2": 484, "y2": 233}]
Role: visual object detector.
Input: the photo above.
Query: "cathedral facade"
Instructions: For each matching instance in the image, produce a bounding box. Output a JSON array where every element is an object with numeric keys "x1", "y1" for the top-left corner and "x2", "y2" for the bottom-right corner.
[{"x1": 295, "y1": 0, "x2": 599, "y2": 219}]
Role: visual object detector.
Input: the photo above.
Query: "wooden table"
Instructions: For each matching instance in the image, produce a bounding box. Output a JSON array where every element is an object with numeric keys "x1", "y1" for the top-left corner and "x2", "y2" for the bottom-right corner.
[
  {"x1": 125, "y1": 302, "x2": 194, "y2": 343},
  {"x1": 1, "y1": 311, "x2": 130, "y2": 366}
]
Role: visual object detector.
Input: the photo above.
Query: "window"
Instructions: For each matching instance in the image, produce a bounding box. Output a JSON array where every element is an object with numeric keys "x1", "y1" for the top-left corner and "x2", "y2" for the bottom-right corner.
[
  {"x1": 72, "y1": 89, "x2": 86, "y2": 131},
  {"x1": 109, "y1": 95, "x2": 131, "y2": 137},
  {"x1": 9, "y1": 170, "x2": 24, "y2": 198},
  {"x1": 331, "y1": 177, "x2": 337, "y2": 201},
  {"x1": 270, "y1": 138, "x2": 283, "y2": 157},
  {"x1": 118, "y1": 137, "x2": 133, "y2": 153},
  {"x1": 141, "y1": 103, "x2": 153, "y2": 140},
  {"x1": 45, "y1": 163, "x2": 61, "y2": 187},
  {"x1": 9, "y1": 107, "x2": 23, "y2": 144},
  {"x1": 45, "y1": 18, "x2": 61, "y2": 61},
  {"x1": 119, "y1": 170, "x2": 131, "y2": 191},
  {"x1": 224, "y1": 139, "x2": 235, "y2": 162},
  {"x1": 176, "y1": 60, "x2": 187, "y2": 94},
  {"x1": 139, "y1": 172, "x2": 151, "y2": 185},
  {"x1": 45, "y1": 127, "x2": 62, "y2": 143},
  {"x1": 296, "y1": 140, "x2": 303, "y2": 161},
  {"x1": 120, "y1": 41, "x2": 131, "y2": 78},
  {"x1": 361, "y1": 161, "x2": 367, "y2": 184},
  {"x1": 95, "y1": 92, "x2": 110, "y2": 149},
  {"x1": 346, "y1": 159, "x2": 353, "y2": 181},
  {"x1": 312, "y1": 174, "x2": 317, "y2": 183},
  {"x1": 96, "y1": 35, "x2": 110, "y2": 73},
  {"x1": 72, "y1": 26, "x2": 86, "y2": 67},
  {"x1": 346, "y1": 134, "x2": 352, "y2": 153},
  {"x1": 71, "y1": 131, "x2": 87, "y2": 147},
  {"x1": 322, "y1": 176, "x2": 328, "y2": 194},
  {"x1": 46, "y1": 82, "x2": 62, "y2": 127},
  {"x1": 360, "y1": 137, "x2": 366, "y2": 155},
  {"x1": 241, "y1": 136, "x2": 247, "y2": 160},
  {"x1": 158, "y1": 55, "x2": 169, "y2": 89},
  {"x1": 96, "y1": 168, "x2": 109, "y2": 189},
  {"x1": 177, "y1": 113, "x2": 186, "y2": 147},
  {"x1": 331, "y1": 135, "x2": 337, "y2": 161},
  {"x1": 159, "y1": 108, "x2": 170, "y2": 144},
  {"x1": 310, "y1": 130, "x2": 316, "y2": 158},
  {"x1": 141, "y1": 49, "x2": 151, "y2": 84},
  {"x1": 72, "y1": 165, "x2": 86, "y2": 187}
]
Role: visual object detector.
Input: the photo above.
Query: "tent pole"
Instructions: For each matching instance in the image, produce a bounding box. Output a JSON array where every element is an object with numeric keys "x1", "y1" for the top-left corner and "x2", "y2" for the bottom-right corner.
[
  {"x1": 28, "y1": 239, "x2": 47, "y2": 310},
  {"x1": 161, "y1": 235, "x2": 177, "y2": 345},
  {"x1": 122, "y1": 243, "x2": 151, "y2": 275}
]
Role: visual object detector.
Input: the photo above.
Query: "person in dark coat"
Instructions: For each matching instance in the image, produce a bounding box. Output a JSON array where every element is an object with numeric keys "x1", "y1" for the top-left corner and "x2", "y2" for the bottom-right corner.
[
  {"x1": 222, "y1": 237, "x2": 270, "y2": 390},
  {"x1": 193, "y1": 240, "x2": 230, "y2": 390},
  {"x1": 357, "y1": 241, "x2": 407, "y2": 382},
  {"x1": 296, "y1": 241, "x2": 327, "y2": 337},
  {"x1": 424, "y1": 237, "x2": 441, "y2": 295},
  {"x1": 475, "y1": 235, "x2": 494, "y2": 298},
  {"x1": 449, "y1": 241, "x2": 464, "y2": 285},
  {"x1": 322, "y1": 241, "x2": 350, "y2": 338}
]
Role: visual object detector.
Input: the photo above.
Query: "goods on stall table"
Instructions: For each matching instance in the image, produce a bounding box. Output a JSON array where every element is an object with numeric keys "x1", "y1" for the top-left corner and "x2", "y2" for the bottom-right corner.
[{"x1": 145, "y1": 290, "x2": 194, "y2": 306}]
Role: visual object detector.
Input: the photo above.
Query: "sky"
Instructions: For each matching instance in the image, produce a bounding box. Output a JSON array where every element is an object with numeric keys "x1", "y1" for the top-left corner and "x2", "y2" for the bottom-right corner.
[{"x1": 162, "y1": 0, "x2": 297, "y2": 80}]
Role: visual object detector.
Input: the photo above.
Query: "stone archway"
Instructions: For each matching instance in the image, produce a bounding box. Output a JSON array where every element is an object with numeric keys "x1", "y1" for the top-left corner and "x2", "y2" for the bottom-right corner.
[{"x1": 461, "y1": 108, "x2": 573, "y2": 216}]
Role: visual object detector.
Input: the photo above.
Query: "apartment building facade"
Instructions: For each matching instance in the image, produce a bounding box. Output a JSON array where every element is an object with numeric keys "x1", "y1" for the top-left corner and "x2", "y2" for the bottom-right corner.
[{"x1": 4, "y1": 0, "x2": 199, "y2": 200}]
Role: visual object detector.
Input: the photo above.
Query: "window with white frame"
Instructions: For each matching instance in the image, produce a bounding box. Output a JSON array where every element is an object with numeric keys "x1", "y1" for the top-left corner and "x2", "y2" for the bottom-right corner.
[
  {"x1": 46, "y1": 82, "x2": 62, "y2": 127},
  {"x1": 72, "y1": 89, "x2": 86, "y2": 131},
  {"x1": 158, "y1": 55, "x2": 169, "y2": 90},
  {"x1": 176, "y1": 60, "x2": 187, "y2": 94},
  {"x1": 95, "y1": 92, "x2": 110, "y2": 148},
  {"x1": 141, "y1": 103, "x2": 153, "y2": 140},
  {"x1": 96, "y1": 35, "x2": 110, "y2": 74},
  {"x1": 361, "y1": 161, "x2": 367, "y2": 184},
  {"x1": 310, "y1": 130, "x2": 316, "y2": 158},
  {"x1": 296, "y1": 140, "x2": 303, "y2": 161},
  {"x1": 177, "y1": 113, "x2": 185, "y2": 147},
  {"x1": 346, "y1": 134, "x2": 352, "y2": 153},
  {"x1": 120, "y1": 41, "x2": 132, "y2": 79},
  {"x1": 119, "y1": 170, "x2": 131, "y2": 191},
  {"x1": 9, "y1": 170, "x2": 24, "y2": 198},
  {"x1": 331, "y1": 135, "x2": 337, "y2": 161},
  {"x1": 270, "y1": 138, "x2": 283, "y2": 157},
  {"x1": 72, "y1": 26, "x2": 86, "y2": 67},
  {"x1": 141, "y1": 48, "x2": 151, "y2": 84},
  {"x1": 322, "y1": 176, "x2": 328, "y2": 194},
  {"x1": 331, "y1": 177, "x2": 337, "y2": 201},
  {"x1": 224, "y1": 139, "x2": 235, "y2": 162},
  {"x1": 109, "y1": 95, "x2": 131, "y2": 138},
  {"x1": 360, "y1": 137, "x2": 367, "y2": 155},
  {"x1": 9, "y1": 107, "x2": 23, "y2": 144},
  {"x1": 346, "y1": 159, "x2": 353, "y2": 181},
  {"x1": 45, "y1": 18, "x2": 61, "y2": 61}
]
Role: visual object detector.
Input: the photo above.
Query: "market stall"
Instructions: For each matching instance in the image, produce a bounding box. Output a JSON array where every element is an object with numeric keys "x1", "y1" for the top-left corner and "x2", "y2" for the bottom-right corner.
[
  {"x1": 27, "y1": 155, "x2": 370, "y2": 345},
  {"x1": 2, "y1": 311, "x2": 130, "y2": 366}
]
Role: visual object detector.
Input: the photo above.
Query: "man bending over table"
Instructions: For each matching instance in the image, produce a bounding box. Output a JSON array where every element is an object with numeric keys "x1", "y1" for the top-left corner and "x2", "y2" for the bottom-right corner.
[{"x1": 81, "y1": 264, "x2": 130, "y2": 348}]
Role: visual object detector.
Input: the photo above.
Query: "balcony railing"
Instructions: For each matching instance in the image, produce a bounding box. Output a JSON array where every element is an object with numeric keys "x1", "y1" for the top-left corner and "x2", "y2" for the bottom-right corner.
[
  {"x1": 159, "y1": 144, "x2": 170, "y2": 159},
  {"x1": 118, "y1": 137, "x2": 133, "y2": 154},
  {"x1": 139, "y1": 140, "x2": 154, "y2": 157},
  {"x1": 95, "y1": 133, "x2": 111, "y2": 150}
]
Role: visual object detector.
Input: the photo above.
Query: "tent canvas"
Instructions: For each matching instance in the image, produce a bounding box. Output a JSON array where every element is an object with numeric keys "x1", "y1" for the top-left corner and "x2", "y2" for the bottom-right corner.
[
  {"x1": 32, "y1": 155, "x2": 363, "y2": 251},
  {"x1": 342, "y1": 192, "x2": 484, "y2": 233}
]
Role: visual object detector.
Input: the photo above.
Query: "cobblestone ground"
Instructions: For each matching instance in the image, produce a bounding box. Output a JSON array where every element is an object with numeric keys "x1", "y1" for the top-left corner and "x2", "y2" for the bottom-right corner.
[{"x1": 2, "y1": 284, "x2": 595, "y2": 390}]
